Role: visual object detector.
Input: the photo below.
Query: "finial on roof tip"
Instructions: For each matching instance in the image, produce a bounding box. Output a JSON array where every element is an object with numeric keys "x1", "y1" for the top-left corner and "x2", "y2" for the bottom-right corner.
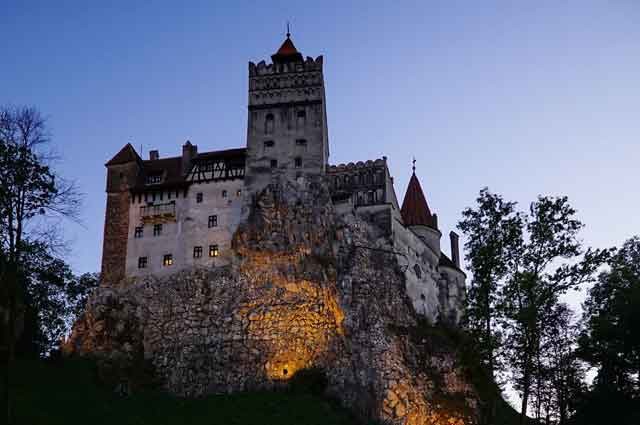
[
  {"x1": 412, "y1": 157, "x2": 416, "y2": 174},
  {"x1": 286, "y1": 21, "x2": 291, "y2": 38}
]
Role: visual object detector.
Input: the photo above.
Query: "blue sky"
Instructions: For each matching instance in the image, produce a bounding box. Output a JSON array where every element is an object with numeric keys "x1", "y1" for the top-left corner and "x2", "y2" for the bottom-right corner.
[{"x1": 2, "y1": 1, "x2": 639, "y2": 307}]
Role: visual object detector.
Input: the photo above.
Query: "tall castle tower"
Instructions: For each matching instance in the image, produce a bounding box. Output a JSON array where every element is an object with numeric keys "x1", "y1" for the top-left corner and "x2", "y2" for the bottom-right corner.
[{"x1": 244, "y1": 32, "x2": 329, "y2": 195}]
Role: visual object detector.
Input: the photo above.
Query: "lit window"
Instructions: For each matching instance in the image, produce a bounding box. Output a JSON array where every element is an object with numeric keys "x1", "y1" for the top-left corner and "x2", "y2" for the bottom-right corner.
[
  {"x1": 270, "y1": 159, "x2": 278, "y2": 169},
  {"x1": 146, "y1": 174, "x2": 162, "y2": 185},
  {"x1": 236, "y1": 189, "x2": 242, "y2": 197},
  {"x1": 196, "y1": 192, "x2": 203, "y2": 203},
  {"x1": 134, "y1": 226, "x2": 143, "y2": 238},
  {"x1": 208, "y1": 215, "x2": 218, "y2": 228},
  {"x1": 222, "y1": 190, "x2": 227, "y2": 198},
  {"x1": 209, "y1": 245, "x2": 219, "y2": 257},
  {"x1": 193, "y1": 246, "x2": 202, "y2": 258},
  {"x1": 294, "y1": 157, "x2": 302, "y2": 168},
  {"x1": 163, "y1": 254, "x2": 173, "y2": 266},
  {"x1": 153, "y1": 224, "x2": 162, "y2": 236},
  {"x1": 138, "y1": 257, "x2": 147, "y2": 269}
]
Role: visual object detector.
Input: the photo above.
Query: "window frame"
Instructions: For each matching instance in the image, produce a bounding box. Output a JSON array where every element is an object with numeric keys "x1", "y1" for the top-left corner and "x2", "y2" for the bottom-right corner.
[
  {"x1": 193, "y1": 246, "x2": 203, "y2": 258},
  {"x1": 209, "y1": 244, "x2": 219, "y2": 258},
  {"x1": 153, "y1": 223, "x2": 162, "y2": 236},
  {"x1": 134, "y1": 226, "x2": 143, "y2": 238},
  {"x1": 138, "y1": 257, "x2": 148, "y2": 269},
  {"x1": 162, "y1": 254, "x2": 173, "y2": 266},
  {"x1": 208, "y1": 215, "x2": 218, "y2": 228}
]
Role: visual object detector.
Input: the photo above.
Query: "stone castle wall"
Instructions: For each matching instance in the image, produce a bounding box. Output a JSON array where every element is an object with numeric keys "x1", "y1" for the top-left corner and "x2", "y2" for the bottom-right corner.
[{"x1": 68, "y1": 176, "x2": 478, "y2": 425}]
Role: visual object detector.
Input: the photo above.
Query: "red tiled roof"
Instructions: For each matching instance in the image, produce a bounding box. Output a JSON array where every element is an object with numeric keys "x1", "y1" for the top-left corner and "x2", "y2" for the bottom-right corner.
[
  {"x1": 271, "y1": 35, "x2": 304, "y2": 63},
  {"x1": 105, "y1": 143, "x2": 142, "y2": 166},
  {"x1": 400, "y1": 172, "x2": 435, "y2": 228}
]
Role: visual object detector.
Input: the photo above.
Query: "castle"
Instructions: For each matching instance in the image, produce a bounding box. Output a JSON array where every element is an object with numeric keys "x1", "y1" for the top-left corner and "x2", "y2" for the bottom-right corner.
[{"x1": 100, "y1": 33, "x2": 465, "y2": 325}]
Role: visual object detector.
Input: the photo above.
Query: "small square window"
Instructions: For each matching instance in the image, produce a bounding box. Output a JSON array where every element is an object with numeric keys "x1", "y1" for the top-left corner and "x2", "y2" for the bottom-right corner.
[
  {"x1": 295, "y1": 139, "x2": 307, "y2": 147},
  {"x1": 209, "y1": 245, "x2": 219, "y2": 257},
  {"x1": 163, "y1": 254, "x2": 173, "y2": 266},
  {"x1": 134, "y1": 226, "x2": 143, "y2": 238},
  {"x1": 270, "y1": 159, "x2": 278, "y2": 169},
  {"x1": 193, "y1": 246, "x2": 202, "y2": 258},
  {"x1": 153, "y1": 224, "x2": 162, "y2": 236},
  {"x1": 208, "y1": 215, "x2": 218, "y2": 228},
  {"x1": 264, "y1": 140, "x2": 274, "y2": 148},
  {"x1": 294, "y1": 157, "x2": 302, "y2": 168},
  {"x1": 196, "y1": 192, "x2": 203, "y2": 203},
  {"x1": 222, "y1": 190, "x2": 228, "y2": 198},
  {"x1": 138, "y1": 257, "x2": 147, "y2": 269}
]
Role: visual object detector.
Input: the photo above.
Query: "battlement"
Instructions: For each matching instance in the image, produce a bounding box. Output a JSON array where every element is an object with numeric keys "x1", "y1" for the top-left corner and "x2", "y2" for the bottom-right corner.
[{"x1": 249, "y1": 56, "x2": 323, "y2": 77}]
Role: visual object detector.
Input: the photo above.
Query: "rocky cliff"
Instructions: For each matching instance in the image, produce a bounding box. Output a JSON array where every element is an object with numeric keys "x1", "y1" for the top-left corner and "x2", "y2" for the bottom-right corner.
[{"x1": 65, "y1": 176, "x2": 481, "y2": 425}]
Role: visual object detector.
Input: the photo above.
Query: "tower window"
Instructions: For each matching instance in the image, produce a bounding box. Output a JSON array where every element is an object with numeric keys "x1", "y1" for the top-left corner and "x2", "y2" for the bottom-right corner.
[
  {"x1": 146, "y1": 174, "x2": 162, "y2": 185},
  {"x1": 295, "y1": 139, "x2": 307, "y2": 147},
  {"x1": 153, "y1": 224, "x2": 162, "y2": 236},
  {"x1": 265, "y1": 113, "x2": 274, "y2": 134},
  {"x1": 163, "y1": 254, "x2": 173, "y2": 266},
  {"x1": 196, "y1": 192, "x2": 203, "y2": 203},
  {"x1": 209, "y1": 245, "x2": 219, "y2": 257},
  {"x1": 193, "y1": 246, "x2": 202, "y2": 258},
  {"x1": 296, "y1": 110, "x2": 306, "y2": 127},
  {"x1": 134, "y1": 226, "x2": 143, "y2": 238},
  {"x1": 222, "y1": 190, "x2": 227, "y2": 198},
  {"x1": 414, "y1": 264, "x2": 422, "y2": 279},
  {"x1": 138, "y1": 257, "x2": 147, "y2": 269},
  {"x1": 236, "y1": 189, "x2": 242, "y2": 197},
  {"x1": 264, "y1": 140, "x2": 274, "y2": 148},
  {"x1": 294, "y1": 157, "x2": 302, "y2": 168},
  {"x1": 208, "y1": 215, "x2": 218, "y2": 228},
  {"x1": 270, "y1": 159, "x2": 278, "y2": 169}
]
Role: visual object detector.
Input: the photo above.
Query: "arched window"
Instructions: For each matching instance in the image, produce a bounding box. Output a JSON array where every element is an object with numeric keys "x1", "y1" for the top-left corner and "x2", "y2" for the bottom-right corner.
[{"x1": 265, "y1": 113, "x2": 274, "y2": 134}]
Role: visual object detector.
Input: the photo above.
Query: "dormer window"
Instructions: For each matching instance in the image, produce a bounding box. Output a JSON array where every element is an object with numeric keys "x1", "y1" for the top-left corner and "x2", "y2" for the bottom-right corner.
[{"x1": 146, "y1": 174, "x2": 162, "y2": 185}]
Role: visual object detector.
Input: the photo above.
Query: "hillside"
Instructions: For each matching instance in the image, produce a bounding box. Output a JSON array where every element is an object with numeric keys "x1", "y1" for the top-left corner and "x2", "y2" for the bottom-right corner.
[{"x1": 11, "y1": 358, "x2": 359, "y2": 425}]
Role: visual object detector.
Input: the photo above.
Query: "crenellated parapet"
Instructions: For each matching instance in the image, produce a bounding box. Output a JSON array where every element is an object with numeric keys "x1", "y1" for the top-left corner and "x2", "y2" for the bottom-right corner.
[
  {"x1": 248, "y1": 55, "x2": 323, "y2": 77},
  {"x1": 328, "y1": 157, "x2": 390, "y2": 207}
]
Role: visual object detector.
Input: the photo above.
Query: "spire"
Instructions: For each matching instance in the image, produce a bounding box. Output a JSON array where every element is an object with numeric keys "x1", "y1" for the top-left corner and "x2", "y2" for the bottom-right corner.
[
  {"x1": 400, "y1": 163, "x2": 436, "y2": 228},
  {"x1": 271, "y1": 26, "x2": 303, "y2": 64}
]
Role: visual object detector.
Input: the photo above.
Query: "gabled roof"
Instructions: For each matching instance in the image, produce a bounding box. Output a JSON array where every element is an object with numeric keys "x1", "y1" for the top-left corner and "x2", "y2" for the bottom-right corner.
[
  {"x1": 105, "y1": 143, "x2": 142, "y2": 166},
  {"x1": 271, "y1": 34, "x2": 304, "y2": 64},
  {"x1": 400, "y1": 172, "x2": 436, "y2": 228}
]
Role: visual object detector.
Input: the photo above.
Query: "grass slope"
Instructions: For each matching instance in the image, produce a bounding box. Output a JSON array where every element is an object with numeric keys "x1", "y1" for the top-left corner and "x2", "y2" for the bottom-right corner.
[{"x1": 11, "y1": 358, "x2": 357, "y2": 425}]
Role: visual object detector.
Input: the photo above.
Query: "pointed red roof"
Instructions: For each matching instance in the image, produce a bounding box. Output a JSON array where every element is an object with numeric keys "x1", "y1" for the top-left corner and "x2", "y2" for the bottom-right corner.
[
  {"x1": 105, "y1": 143, "x2": 142, "y2": 166},
  {"x1": 401, "y1": 172, "x2": 436, "y2": 228},
  {"x1": 271, "y1": 34, "x2": 304, "y2": 64}
]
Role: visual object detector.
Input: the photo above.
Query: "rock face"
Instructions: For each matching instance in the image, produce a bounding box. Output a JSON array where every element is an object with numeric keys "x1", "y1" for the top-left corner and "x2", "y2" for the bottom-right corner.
[{"x1": 65, "y1": 176, "x2": 480, "y2": 425}]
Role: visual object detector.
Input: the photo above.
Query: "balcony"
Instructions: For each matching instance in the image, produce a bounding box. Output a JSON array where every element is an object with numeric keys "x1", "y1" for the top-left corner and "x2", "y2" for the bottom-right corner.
[{"x1": 140, "y1": 202, "x2": 176, "y2": 224}]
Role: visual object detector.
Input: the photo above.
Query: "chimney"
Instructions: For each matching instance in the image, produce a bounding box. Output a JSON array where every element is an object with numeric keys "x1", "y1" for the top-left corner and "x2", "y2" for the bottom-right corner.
[
  {"x1": 182, "y1": 140, "x2": 198, "y2": 174},
  {"x1": 450, "y1": 231, "x2": 460, "y2": 268},
  {"x1": 149, "y1": 150, "x2": 159, "y2": 161}
]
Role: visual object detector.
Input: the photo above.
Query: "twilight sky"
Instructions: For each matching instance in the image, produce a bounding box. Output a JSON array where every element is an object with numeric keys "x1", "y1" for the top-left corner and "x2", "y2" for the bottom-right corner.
[{"x1": 2, "y1": 1, "x2": 639, "y2": 314}]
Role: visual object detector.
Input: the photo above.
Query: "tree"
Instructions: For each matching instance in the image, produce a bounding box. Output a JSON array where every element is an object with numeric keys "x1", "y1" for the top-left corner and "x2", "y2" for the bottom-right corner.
[
  {"x1": 500, "y1": 196, "x2": 609, "y2": 425},
  {"x1": 0, "y1": 106, "x2": 81, "y2": 424},
  {"x1": 574, "y1": 236, "x2": 640, "y2": 424},
  {"x1": 458, "y1": 188, "x2": 523, "y2": 382},
  {"x1": 18, "y1": 242, "x2": 98, "y2": 356}
]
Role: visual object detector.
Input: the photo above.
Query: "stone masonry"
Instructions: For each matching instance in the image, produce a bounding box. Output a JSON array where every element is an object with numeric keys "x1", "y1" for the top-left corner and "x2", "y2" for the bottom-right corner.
[{"x1": 66, "y1": 175, "x2": 479, "y2": 425}]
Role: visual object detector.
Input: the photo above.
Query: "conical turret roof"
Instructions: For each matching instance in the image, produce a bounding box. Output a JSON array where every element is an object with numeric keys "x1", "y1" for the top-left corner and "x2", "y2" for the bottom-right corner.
[
  {"x1": 401, "y1": 171, "x2": 436, "y2": 228},
  {"x1": 271, "y1": 33, "x2": 304, "y2": 64}
]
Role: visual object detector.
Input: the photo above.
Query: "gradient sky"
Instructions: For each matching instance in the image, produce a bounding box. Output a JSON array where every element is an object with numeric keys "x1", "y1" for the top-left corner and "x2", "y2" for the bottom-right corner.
[{"x1": 2, "y1": 1, "x2": 639, "y2": 316}]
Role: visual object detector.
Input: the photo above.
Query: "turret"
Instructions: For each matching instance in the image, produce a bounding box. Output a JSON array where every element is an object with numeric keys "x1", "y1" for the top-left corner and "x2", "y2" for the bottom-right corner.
[
  {"x1": 400, "y1": 164, "x2": 441, "y2": 256},
  {"x1": 101, "y1": 143, "x2": 142, "y2": 286}
]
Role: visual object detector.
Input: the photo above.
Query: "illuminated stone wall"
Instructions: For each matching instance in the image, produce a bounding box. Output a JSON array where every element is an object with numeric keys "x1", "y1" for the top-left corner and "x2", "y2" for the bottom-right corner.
[{"x1": 66, "y1": 176, "x2": 478, "y2": 425}]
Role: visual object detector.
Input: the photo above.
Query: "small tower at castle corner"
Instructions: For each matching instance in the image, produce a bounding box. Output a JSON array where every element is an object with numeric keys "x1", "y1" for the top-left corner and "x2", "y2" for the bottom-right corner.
[{"x1": 244, "y1": 32, "x2": 329, "y2": 195}]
